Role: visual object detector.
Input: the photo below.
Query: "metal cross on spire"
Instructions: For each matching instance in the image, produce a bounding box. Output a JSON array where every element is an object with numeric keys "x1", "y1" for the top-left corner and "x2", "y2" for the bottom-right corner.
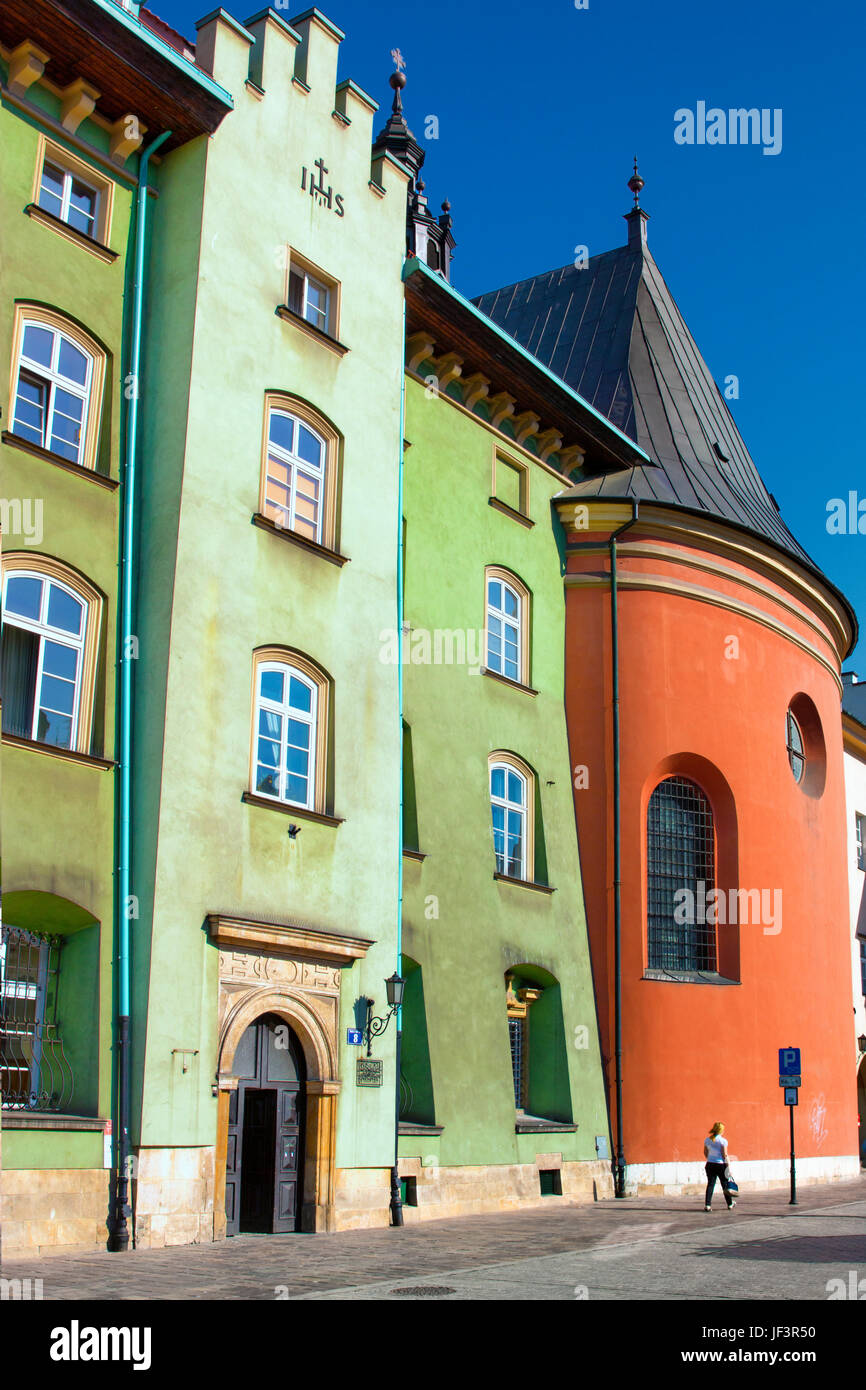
[
  {"x1": 390, "y1": 48, "x2": 405, "y2": 72},
  {"x1": 628, "y1": 156, "x2": 645, "y2": 209}
]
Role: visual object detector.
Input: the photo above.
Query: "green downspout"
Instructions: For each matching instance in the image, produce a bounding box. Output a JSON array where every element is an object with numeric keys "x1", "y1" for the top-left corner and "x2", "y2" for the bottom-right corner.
[
  {"x1": 610, "y1": 501, "x2": 639, "y2": 1198},
  {"x1": 110, "y1": 129, "x2": 171, "y2": 1252},
  {"x1": 389, "y1": 287, "x2": 408, "y2": 1228}
]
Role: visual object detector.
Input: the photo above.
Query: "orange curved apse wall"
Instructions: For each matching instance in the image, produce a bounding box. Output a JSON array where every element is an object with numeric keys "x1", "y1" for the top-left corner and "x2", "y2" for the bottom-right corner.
[{"x1": 564, "y1": 520, "x2": 858, "y2": 1169}]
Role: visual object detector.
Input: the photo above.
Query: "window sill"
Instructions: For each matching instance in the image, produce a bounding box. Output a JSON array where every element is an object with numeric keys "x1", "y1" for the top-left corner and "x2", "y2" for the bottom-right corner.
[
  {"x1": 488, "y1": 496, "x2": 534, "y2": 528},
  {"x1": 242, "y1": 790, "x2": 344, "y2": 827},
  {"x1": 514, "y1": 1115, "x2": 577, "y2": 1134},
  {"x1": 402, "y1": 848, "x2": 427, "y2": 861},
  {"x1": 493, "y1": 872, "x2": 554, "y2": 894},
  {"x1": 276, "y1": 304, "x2": 349, "y2": 356},
  {"x1": 252, "y1": 512, "x2": 349, "y2": 567},
  {"x1": 2, "y1": 733, "x2": 113, "y2": 770},
  {"x1": 398, "y1": 1121, "x2": 444, "y2": 1136},
  {"x1": 642, "y1": 969, "x2": 740, "y2": 986},
  {"x1": 2, "y1": 431, "x2": 118, "y2": 488},
  {"x1": 1, "y1": 1111, "x2": 109, "y2": 1131},
  {"x1": 24, "y1": 203, "x2": 118, "y2": 263},
  {"x1": 481, "y1": 667, "x2": 537, "y2": 697}
]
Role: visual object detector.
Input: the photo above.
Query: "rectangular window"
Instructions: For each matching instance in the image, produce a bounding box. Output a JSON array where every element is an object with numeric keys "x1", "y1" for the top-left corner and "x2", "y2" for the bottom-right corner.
[
  {"x1": 861, "y1": 940, "x2": 866, "y2": 997},
  {"x1": 32, "y1": 138, "x2": 114, "y2": 248},
  {"x1": 509, "y1": 1016, "x2": 525, "y2": 1108},
  {"x1": 0, "y1": 925, "x2": 72, "y2": 1112},
  {"x1": 285, "y1": 252, "x2": 338, "y2": 338},
  {"x1": 492, "y1": 450, "x2": 529, "y2": 518},
  {"x1": 856, "y1": 813, "x2": 866, "y2": 871},
  {"x1": 39, "y1": 160, "x2": 99, "y2": 238}
]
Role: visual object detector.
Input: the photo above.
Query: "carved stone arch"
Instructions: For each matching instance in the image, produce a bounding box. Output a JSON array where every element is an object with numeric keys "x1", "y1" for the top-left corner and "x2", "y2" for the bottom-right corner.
[
  {"x1": 208, "y1": 914, "x2": 372, "y2": 1238},
  {"x1": 219, "y1": 986, "x2": 337, "y2": 1087}
]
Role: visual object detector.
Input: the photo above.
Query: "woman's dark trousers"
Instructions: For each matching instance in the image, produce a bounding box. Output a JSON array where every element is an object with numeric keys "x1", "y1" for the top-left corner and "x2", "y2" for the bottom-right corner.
[{"x1": 705, "y1": 1162, "x2": 732, "y2": 1207}]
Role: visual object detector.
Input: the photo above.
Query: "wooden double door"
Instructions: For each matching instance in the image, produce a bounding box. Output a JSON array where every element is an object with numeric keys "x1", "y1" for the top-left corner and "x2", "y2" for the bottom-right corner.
[{"x1": 225, "y1": 1014, "x2": 305, "y2": 1236}]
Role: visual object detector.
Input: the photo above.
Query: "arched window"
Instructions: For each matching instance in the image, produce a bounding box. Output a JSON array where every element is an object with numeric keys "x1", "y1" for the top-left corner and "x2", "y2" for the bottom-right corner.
[
  {"x1": 251, "y1": 649, "x2": 329, "y2": 811},
  {"x1": 10, "y1": 306, "x2": 106, "y2": 470},
  {"x1": 1, "y1": 557, "x2": 102, "y2": 754},
  {"x1": 259, "y1": 395, "x2": 340, "y2": 551},
  {"x1": 647, "y1": 776, "x2": 716, "y2": 972},
  {"x1": 485, "y1": 567, "x2": 530, "y2": 685},
  {"x1": 489, "y1": 753, "x2": 534, "y2": 881}
]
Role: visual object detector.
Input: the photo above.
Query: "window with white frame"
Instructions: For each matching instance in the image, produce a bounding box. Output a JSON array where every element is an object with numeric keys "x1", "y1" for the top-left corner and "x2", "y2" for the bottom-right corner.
[
  {"x1": 2, "y1": 571, "x2": 87, "y2": 750},
  {"x1": 11, "y1": 316, "x2": 97, "y2": 466},
  {"x1": 487, "y1": 576, "x2": 522, "y2": 682},
  {"x1": 288, "y1": 263, "x2": 332, "y2": 335},
  {"x1": 263, "y1": 408, "x2": 327, "y2": 545},
  {"x1": 254, "y1": 661, "x2": 320, "y2": 809},
  {"x1": 38, "y1": 160, "x2": 100, "y2": 238},
  {"x1": 490, "y1": 761, "x2": 528, "y2": 879},
  {"x1": 856, "y1": 813, "x2": 866, "y2": 871}
]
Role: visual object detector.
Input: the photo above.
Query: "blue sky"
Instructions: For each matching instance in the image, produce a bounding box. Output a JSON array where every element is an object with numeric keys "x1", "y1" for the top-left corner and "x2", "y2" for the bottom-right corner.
[{"x1": 155, "y1": 0, "x2": 865, "y2": 662}]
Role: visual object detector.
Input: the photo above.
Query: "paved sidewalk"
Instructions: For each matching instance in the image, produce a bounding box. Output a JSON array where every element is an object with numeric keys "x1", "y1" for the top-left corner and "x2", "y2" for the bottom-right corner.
[{"x1": 2, "y1": 1176, "x2": 864, "y2": 1301}]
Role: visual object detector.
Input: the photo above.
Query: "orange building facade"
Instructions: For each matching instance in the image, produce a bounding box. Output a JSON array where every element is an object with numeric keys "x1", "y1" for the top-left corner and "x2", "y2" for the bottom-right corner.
[
  {"x1": 477, "y1": 192, "x2": 861, "y2": 1193},
  {"x1": 557, "y1": 499, "x2": 859, "y2": 1191}
]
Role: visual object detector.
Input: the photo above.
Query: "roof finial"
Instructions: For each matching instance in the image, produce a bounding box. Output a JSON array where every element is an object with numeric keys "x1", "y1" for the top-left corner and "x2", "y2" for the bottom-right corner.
[
  {"x1": 389, "y1": 47, "x2": 407, "y2": 111},
  {"x1": 627, "y1": 156, "x2": 644, "y2": 210}
]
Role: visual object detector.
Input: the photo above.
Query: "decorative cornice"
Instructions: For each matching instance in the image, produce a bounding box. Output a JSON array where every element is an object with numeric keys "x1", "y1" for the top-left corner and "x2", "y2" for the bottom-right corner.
[
  {"x1": 558, "y1": 498, "x2": 854, "y2": 663},
  {"x1": 206, "y1": 912, "x2": 373, "y2": 963}
]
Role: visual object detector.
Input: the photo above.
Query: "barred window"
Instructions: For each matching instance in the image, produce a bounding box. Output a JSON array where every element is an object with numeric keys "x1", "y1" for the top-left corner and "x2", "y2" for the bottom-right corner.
[
  {"x1": 508, "y1": 1017, "x2": 525, "y2": 1108},
  {"x1": 0, "y1": 925, "x2": 73, "y2": 1111},
  {"x1": 647, "y1": 776, "x2": 717, "y2": 972}
]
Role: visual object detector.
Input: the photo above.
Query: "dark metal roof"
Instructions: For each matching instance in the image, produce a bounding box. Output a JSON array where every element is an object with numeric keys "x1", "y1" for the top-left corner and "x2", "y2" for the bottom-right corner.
[
  {"x1": 474, "y1": 237, "x2": 813, "y2": 565},
  {"x1": 842, "y1": 676, "x2": 866, "y2": 727}
]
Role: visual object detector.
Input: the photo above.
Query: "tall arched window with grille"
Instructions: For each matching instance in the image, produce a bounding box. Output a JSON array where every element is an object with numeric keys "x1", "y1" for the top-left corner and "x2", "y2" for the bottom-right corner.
[{"x1": 647, "y1": 776, "x2": 716, "y2": 972}]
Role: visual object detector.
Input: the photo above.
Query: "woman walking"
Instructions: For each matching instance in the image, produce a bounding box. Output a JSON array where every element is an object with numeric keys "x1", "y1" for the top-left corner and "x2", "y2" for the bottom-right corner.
[{"x1": 704, "y1": 1122, "x2": 736, "y2": 1211}]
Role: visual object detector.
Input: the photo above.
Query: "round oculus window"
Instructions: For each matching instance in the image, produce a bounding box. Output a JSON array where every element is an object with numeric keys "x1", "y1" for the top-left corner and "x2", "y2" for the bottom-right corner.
[{"x1": 786, "y1": 708, "x2": 805, "y2": 783}]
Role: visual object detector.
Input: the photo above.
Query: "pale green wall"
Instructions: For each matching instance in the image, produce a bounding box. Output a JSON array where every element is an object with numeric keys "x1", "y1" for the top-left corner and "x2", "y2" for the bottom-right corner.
[
  {"x1": 133, "y1": 15, "x2": 408, "y2": 1169},
  {"x1": 399, "y1": 375, "x2": 611, "y2": 1167}
]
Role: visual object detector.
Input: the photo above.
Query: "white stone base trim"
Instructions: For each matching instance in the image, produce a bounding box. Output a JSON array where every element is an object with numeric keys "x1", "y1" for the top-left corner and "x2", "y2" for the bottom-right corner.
[{"x1": 624, "y1": 1153, "x2": 861, "y2": 1197}]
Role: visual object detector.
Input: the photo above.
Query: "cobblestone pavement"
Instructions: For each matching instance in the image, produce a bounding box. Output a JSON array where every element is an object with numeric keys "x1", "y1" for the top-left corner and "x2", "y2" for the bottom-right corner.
[{"x1": 2, "y1": 1176, "x2": 864, "y2": 1301}]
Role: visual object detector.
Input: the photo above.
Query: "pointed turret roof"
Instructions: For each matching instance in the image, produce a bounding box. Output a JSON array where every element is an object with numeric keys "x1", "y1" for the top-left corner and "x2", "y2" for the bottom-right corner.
[{"x1": 473, "y1": 171, "x2": 812, "y2": 566}]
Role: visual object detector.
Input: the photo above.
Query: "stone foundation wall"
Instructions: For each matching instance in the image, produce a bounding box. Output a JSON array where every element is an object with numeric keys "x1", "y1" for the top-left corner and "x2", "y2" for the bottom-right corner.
[
  {"x1": 317, "y1": 1157, "x2": 614, "y2": 1228},
  {"x1": 624, "y1": 1153, "x2": 861, "y2": 1197},
  {"x1": 1, "y1": 1168, "x2": 109, "y2": 1257},
  {"x1": 396, "y1": 1158, "x2": 613, "y2": 1222},
  {"x1": 132, "y1": 1146, "x2": 215, "y2": 1249},
  {"x1": 333, "y1": 1166, "x2": 393, "y2": 1230}
]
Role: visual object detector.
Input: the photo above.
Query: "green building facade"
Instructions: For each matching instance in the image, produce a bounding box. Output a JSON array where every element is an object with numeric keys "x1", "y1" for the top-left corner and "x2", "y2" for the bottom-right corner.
[
  {"x1": 1, "y1": 0, "x2": 640, "y2": 1255},
  {"x1": 394, "y1": 259, "x2": 643, "y2": 1215},
  {"x1": 130, "y1": 6, "x2": 410, "y2": 1243},
  {"x1": 0, "y1": 0, "x2": 231, "y2": 1254}
]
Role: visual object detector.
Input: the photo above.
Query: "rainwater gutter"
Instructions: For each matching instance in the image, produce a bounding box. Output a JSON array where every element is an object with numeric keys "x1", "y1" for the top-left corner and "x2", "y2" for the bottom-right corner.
[
  {"x1": 389, "y1": 284, "x2": 408, "y2": 1228},
  {"x1": 609, "y1": 501, "x2": 639, "y2": 1197},
  {"x1": 109, "y1": 128, "x2": 171, "y2": 1252}
]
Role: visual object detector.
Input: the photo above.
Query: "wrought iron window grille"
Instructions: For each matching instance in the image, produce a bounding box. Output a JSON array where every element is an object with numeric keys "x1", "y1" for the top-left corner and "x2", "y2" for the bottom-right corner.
[
  {"x1": 647, "y1": 776, "x2": 717, "y2": 974},
  {"x1": 0, "y1": 924, "x2": 74, "y2": 1111}
]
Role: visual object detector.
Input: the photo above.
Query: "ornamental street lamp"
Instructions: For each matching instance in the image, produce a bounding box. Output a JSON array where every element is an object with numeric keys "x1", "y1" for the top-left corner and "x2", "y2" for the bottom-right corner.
[{"x1": 363, "y1": 973, "x2": 405, "y2": 1056}]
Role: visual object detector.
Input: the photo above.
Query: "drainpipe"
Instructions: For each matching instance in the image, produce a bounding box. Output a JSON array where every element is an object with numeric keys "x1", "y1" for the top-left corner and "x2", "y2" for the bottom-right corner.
[
  {"x1": 109, "y1": 129, "x2": 171, "y2": 1253},
  {"x1": 389, "y1": 287, "x2": 408, "y2": 1228},
  {"x1": 610, "y1": 501, "x2": 639, "y2": 1198}
]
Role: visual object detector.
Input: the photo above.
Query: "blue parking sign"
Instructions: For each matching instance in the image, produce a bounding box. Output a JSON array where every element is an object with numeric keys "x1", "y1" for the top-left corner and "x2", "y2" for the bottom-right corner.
[{"x1": 779, "y1": 1047, "x2": 801, "y2": 1074}]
